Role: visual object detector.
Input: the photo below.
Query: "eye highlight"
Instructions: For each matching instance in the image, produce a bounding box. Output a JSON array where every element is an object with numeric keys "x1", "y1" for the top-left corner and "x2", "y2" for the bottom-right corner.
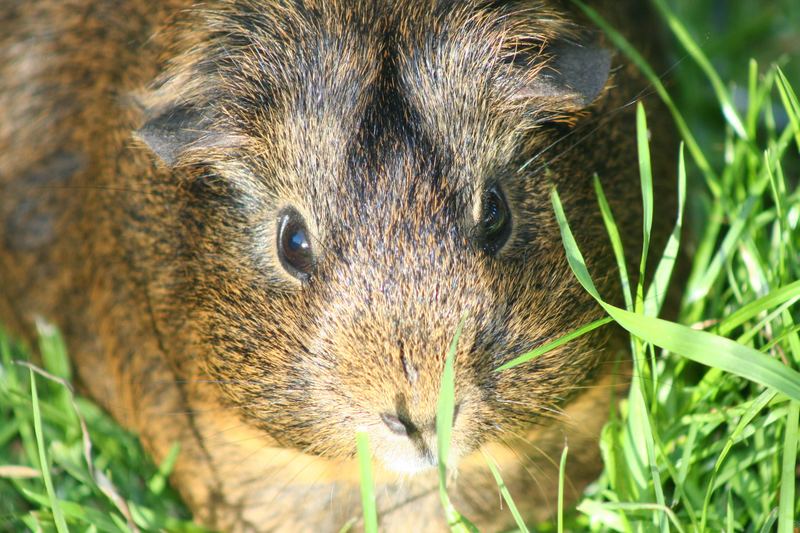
[
  {"x1": 480, "y1": 185, "x2": 512, "y2": 255},
  {"x1": 277, "y1": 208, "x2": 314, "y2": 281}
]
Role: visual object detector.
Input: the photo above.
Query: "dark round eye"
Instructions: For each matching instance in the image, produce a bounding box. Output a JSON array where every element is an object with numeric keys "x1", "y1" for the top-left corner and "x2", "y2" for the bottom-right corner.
[
  {"x1": 277, "y1": 208, "x2": 314, "y2": 281},
  {"x1": 480, "y1": 185, "x2": 511, "y2": 254}
]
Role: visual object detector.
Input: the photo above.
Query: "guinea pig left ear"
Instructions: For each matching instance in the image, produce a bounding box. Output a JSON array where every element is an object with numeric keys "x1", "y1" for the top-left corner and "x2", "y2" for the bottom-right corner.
[{"x1": 516, "y1": 37, "x2": 612, "y2": 112}]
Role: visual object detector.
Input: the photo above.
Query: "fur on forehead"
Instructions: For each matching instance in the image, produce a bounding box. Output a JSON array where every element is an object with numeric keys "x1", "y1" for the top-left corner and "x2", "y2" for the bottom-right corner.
[{"x1": 134, "y1": 0, "x2": 610, "y2": 178}]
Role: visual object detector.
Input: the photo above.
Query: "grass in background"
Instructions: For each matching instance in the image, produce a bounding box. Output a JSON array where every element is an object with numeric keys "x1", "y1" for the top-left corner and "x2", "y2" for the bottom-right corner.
[
  {"x1": 2, "y1": 0, "x2": 799, "y2": 531},
  {"x1": 545, "y1": 1, "x2": 800, "y2": 531}
]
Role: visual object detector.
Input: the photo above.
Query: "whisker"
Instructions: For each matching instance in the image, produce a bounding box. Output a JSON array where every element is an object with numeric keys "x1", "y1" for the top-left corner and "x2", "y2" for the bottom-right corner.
[
  {"x1": 497, "y1": 434, "x2": 550, "y2": 492},
  {"x1": 17, "y1": 184, "x2": 157, "y2": 196}
]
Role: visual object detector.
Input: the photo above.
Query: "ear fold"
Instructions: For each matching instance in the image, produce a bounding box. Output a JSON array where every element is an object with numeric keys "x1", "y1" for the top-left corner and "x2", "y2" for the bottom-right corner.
[{"x1": 517, "y1": 37, "x2": 612, "y2": 111}]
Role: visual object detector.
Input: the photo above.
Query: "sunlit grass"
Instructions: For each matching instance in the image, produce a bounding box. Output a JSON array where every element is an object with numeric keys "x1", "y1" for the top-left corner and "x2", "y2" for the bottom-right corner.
[
  {"x1": 0, "y1": 328, "x2": 207, "y2": 531},
  {"x1": 2, "y1": 1, "x2": 799, "y2": 531}
]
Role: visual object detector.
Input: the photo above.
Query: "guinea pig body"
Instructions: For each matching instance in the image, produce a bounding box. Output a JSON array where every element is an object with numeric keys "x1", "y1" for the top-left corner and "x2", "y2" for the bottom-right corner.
[{"x1": 0, "y1": 1, "x2": 669, "y2": 530}]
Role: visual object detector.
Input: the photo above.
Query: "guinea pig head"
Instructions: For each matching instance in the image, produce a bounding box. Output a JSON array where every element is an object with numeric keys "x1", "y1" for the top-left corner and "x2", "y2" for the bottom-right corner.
[{"x1": 135, "y1": 1, "x2": 613, "y2": 474}]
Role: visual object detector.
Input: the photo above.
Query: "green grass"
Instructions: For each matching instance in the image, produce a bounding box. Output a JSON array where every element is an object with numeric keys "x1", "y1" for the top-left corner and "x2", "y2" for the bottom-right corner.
[
  {"x1": 355, "y1": 432, "x2": 378, "y2": 533},
  {"x1": 2, "y1": 1, "x2": 800, "y2": 531},
  {"x1": 545, "y1": 2, "x2": 799, "y2": 530},
  {"x1": 0, "y1": 327, "x2": 209, "y2": 531}
]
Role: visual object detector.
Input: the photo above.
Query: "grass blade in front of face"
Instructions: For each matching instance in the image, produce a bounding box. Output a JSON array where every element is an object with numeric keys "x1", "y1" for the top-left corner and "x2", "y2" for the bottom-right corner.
[
  {"x1": 436, "y1": 319, "x2": 478, "y2": 533},
  {"x1": 496, "y1": 316, "x2": 613, "y2": 371},
  {"x1": 355, "y1": 432, "x2": 378, "y2": 533}
]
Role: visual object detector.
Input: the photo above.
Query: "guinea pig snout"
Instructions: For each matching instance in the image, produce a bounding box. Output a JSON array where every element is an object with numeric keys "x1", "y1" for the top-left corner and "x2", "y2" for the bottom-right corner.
[
  {"x1": 373, "y1": 413, "x2": 439, "y2": 473},
  {"x1": 368, "y1": 398, "x2": 466, "y2": 474}
]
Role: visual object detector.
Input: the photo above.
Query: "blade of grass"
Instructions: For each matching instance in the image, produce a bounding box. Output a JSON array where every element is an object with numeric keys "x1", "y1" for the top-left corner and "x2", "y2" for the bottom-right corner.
[
  {"x1": 716, "y1": 279, "x2": 800, "y2": 336},
  {"x1": 644, "y1": 143, "x2": 687, "y2": 317},
  {"x1": 595, "y1": 175, "x2": 633, "y2": 310},
  {"x1": 775, "y1": 67, "x2": 800, "y2": 152},
  {"x1": 30, "y1": 368, "x2": 69, "y2": 533},
  {"x1": 747, "y1": 59, "x2": 759, "y2": 137},
  {"x1": 436, "y1": 319, "x2": 478, "y2": 533},
  {"x1": 651, "y1": 0, "x2": 748, "y2": 140},
  {"x1": 625, "y1": 369, "x2": 667, "y2": 532},
  {"x1": 778, "y1": 401, "x2": 799, "y2": 533},
  {"x1": 483, "y1": 452, "x2": 530, "y2": 533},
  {"x1": 593, "y1": 130, "x2": 664, "y2": 520},
  {"x1": 606, "y1": 295, "x2": 800, "y2": 402},
  {"x1": 766, "y1": 151, "x2": 791, "y2": 278},
  {"x1": 735, "y1": 297, "x2": 800, "y2": 346},
  {"x1": 674, "y1": 423, "x2": 698, "y2": 500},
  {"x1": 761, "y1": 323, "x2": 800, "y2": 354},
  {"x1": 551, "y1": 188, "x2": 800, "y2": 402},
  {"x1": 635, "y1": 102, "x2": 654, "y2": 314},
  {"x1": 681, "y1": 202, "x2": 724, "y2": 322},
  {"x1": 777, "y1": 310, "x2": 800, "y2": 533},
  {"x1": 759, "y1": 508, "x2": 779, "y2": 533},
  {"x1": 686, "y1": 195, "x2": 757, "y2": 305},
  {"x1": 557, "y1": 444, "x2": 568, "y2": 533},
  {"x1": 356, "y1": 432, "x2": 378, "y2": 533},
  {"x1": 620, "y1": 398, "x2": 648, "y2": 498},
  {"x1": 495, "y1": 316, "x2": 613, "y2": 371},
  {"x1": 632, "y1": 106, "x2": 665, "y2": 461}
]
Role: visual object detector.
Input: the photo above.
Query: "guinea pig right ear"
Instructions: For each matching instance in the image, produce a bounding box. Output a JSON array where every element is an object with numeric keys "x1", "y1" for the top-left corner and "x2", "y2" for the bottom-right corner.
[
  {"x1": 135, "y1": 103, "x2": 215, "y2": 167},
  {"x1": 515, "y1": 37, "x2": 612, "y2": 113},
  {"x1": 134, "y1": 94, "x2": 244, "y2": 167}
]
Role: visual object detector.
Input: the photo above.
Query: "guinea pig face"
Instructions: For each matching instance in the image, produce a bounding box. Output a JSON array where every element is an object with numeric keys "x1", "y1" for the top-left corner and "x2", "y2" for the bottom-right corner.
[{"x1": 136, "y1": 1, "x2": 612, "y2": 474}]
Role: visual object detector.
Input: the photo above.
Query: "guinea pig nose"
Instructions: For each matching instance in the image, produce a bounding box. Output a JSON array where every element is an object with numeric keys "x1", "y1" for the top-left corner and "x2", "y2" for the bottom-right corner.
[
  {"x1": 380, "y1": 404, "x2": 462, "y2": 436},
  {"x1": 380, "y1": 412, "x2": 410, "y2": 436}
]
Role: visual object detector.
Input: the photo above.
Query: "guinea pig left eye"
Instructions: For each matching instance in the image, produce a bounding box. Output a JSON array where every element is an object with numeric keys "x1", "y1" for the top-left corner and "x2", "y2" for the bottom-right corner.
[
  {"x1": 277, "y1": 209, "x2": 314, "y2": 281},
  {"x1": 480, "y1": 185, "x2": 511, "y2": 254}
]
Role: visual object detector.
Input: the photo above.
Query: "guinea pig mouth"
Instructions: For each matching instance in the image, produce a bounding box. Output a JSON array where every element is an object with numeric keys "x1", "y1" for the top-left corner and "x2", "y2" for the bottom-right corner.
[
  {"x1": 380, "y1": 450, "x2": 439, "y2": 475},
  {"x1": 375, "y1": 443, "x2": 443, "y2": 476},
  {"x1": 370, "y1": 423, "x2": 463, "y2": 476}
]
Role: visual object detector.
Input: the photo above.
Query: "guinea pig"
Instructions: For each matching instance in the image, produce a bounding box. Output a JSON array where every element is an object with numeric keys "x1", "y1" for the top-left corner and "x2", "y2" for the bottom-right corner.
[{"x1": 0, "y1": 0, "x2": 670, "y2": 530}]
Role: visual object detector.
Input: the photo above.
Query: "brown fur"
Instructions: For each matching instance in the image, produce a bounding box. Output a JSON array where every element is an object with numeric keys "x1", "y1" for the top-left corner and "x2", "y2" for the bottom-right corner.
[{"x1": 0, "y1": 1, "x2": 670, "y2": 531}]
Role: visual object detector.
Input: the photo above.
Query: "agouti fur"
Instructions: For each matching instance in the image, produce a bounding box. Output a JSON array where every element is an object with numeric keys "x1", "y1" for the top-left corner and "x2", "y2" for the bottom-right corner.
[{"x1": 0, "y1": 1, "x2": 671, "y2": 531}]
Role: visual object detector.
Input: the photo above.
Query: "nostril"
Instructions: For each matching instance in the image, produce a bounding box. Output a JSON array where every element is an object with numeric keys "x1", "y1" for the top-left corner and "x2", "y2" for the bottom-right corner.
[{"x1": 381, "y1": 412, "x2": 409, "y2": 436}]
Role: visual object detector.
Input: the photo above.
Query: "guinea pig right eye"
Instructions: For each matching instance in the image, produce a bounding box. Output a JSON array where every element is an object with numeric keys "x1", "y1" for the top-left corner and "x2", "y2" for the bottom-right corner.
[
  {"x1": 277, "y1": 208, "x2": 314, "y2": 281},
  {"x1": 479, "y1": 185, "x2": 512, "y2": 255}
]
